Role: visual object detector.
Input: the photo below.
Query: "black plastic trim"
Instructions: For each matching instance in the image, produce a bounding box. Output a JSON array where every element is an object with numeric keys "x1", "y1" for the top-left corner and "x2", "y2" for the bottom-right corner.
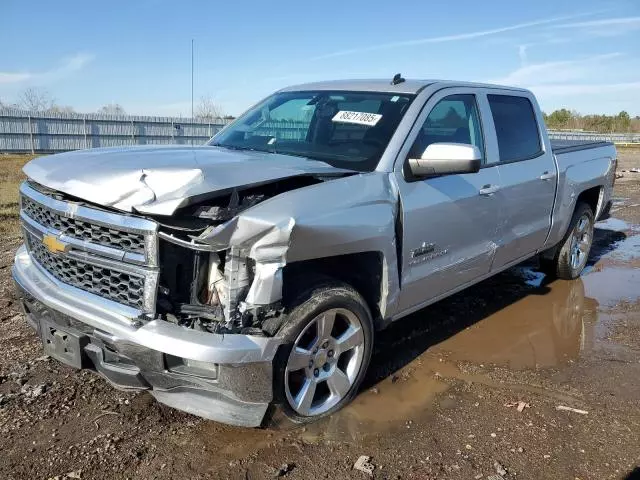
[{"x1": 551, "y1": 140, "x2": 613, "y2": 155}]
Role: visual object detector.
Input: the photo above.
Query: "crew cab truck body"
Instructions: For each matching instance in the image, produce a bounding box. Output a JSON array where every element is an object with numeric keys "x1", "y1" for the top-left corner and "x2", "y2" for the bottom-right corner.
[{"x1": 13, "y1": 79, "x2": 616, "y2": 426}]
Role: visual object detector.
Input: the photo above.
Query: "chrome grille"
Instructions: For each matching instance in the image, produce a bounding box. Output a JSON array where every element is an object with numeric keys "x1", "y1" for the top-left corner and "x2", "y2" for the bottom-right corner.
[
  {"x1": 25, "y1": 231, "x2": 145, "y2": 309},
  {"x1": 19, "y1": 181, "x2": 159, "y2": 314},
  {"x1": 22, "y1": 195, "x2": 146, "y2": 255}
]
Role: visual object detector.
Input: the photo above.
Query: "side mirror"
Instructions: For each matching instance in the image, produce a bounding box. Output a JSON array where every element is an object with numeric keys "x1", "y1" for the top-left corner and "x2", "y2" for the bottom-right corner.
[{"x1": 408, "y1": 143, "x2": 482, "y2": 177}]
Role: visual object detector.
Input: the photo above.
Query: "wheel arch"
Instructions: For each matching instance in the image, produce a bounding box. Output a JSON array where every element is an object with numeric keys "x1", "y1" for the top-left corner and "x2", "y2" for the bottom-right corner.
[
  {"x1": 576, "y1": 185, "x2": 602, "y2": 219},
  {"x1": 282, "y1": 251, "x2": 385, "y2": 329},
  {"x1": 542, "y1": 185, "x2": 602, "y2": 261}
]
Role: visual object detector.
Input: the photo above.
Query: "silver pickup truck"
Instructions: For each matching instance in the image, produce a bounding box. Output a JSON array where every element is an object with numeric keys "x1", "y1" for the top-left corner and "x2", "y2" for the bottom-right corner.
[{"x1": 13, "y1": 78, "x2": 617, "y2": 427}]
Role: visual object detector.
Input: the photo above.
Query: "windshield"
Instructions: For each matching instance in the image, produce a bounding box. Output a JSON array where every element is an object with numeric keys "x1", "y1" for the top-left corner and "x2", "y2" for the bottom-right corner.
[{"x1": 208, "y1": 90, "x2": 415, "y2": 172}]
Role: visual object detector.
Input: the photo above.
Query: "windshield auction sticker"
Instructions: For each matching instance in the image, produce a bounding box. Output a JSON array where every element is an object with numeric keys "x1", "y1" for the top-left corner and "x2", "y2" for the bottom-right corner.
[{"x1": 332, "y1": 111, "x2": 382, "y2": 126}]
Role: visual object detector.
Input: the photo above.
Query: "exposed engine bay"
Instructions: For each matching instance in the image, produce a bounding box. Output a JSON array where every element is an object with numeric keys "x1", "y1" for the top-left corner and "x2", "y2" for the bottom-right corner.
[
  {"x1": 151, "y1": 174, "x2": 345, "y2": 335},
  {"x1": 156, "y1": 242, "x2": 274, "y2": 335}
]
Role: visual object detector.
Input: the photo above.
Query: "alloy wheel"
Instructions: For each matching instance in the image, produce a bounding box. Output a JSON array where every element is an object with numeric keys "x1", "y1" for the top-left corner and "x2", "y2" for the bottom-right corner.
[
  {"x1": 570, "y1": 214, "x2": 592, "y2": 272},
  {"x1": 284, "y1": 308, "x2": 365, "y2": 417}
]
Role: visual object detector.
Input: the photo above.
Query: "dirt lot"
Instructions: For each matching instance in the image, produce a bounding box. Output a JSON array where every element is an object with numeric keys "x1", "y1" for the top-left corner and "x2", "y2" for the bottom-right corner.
[{"x1": 0, "y1": 150, "x2": 639, "y2": 480}]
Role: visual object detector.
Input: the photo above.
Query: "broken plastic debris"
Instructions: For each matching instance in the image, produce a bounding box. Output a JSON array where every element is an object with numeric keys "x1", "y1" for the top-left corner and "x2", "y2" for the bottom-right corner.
[
  {"x1": 504, "y1": 401, "x2": 530, "y2": 412},
  {"x1": 493, "y1": 460, "x2": 508, "y2": 477},
  {"x1": 353, "y1": 455, "x2": 375, "y2": 476},
  {"x1": 556, "y1": 405, "x2": 588, "y2": 415}
]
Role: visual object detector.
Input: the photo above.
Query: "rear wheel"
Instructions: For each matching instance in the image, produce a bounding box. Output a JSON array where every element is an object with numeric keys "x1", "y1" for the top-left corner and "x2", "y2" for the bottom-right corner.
[
  {"x1": 271, "y1": 281, "x2": 373, "y2": 424},
  {"x1": 541, "y1": 202, "x2": 594, "y2": 280}
]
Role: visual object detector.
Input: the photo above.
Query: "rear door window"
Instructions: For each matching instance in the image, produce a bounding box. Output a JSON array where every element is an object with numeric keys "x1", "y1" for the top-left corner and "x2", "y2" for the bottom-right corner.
[{"x1": 487, "y1": 95, "x2": 542, "y2": 162}]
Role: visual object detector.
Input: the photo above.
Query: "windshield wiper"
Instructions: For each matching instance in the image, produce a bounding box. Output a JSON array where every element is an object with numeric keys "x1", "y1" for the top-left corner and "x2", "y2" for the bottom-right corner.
[
  {"x1": 211, "y1": 143, "x2": 280, "y2": 155},
  {"x1": 210, "y1": 143, "x2": 253, "y2": 151}
]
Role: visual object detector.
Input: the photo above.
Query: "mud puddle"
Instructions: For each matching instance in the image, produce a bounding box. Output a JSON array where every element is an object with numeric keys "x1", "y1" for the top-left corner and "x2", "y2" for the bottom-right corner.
[
  {"x1": 304, "y1": 221, "x2": 640, "y2": 442},
  {"x1": 429, "y1": 229, "x2": 640, "y2": 369},
  {"x1": 429, "y1": 277, "x2": 595, "y2": 369},
  {"x1": 597, "y1": 235, "x2": 640, "y2": 264},
  {"x1": 303, "y1": 278, "x2": 593, "y2": 442},
  {"x1": 301, "y1": 358, "x2": 451, "y2": 443},
  {"x1": 593, "y1": 217, "x2": 640, "y2": 264},
  {"x1": 194, "y1": 421, "x2": 286, "y2": 460},
  {"x1": 583, "y1": 267, "x2": 640, "y2": 307},
  {"x1": 596, "y1": 217, "x2": 633, "y2": 232}
]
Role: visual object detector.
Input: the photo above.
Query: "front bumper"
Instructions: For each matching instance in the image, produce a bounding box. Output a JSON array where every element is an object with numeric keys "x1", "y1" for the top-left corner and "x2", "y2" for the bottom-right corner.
[{"x1": 12, "y1": 245, "x2": 281, "y2": 427}]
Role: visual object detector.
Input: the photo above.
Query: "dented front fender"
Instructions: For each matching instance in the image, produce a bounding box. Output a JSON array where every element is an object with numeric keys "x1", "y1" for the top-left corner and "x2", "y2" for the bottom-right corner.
[{"x1": 198, "y1": 172, "x2": 401, "y2": 318}]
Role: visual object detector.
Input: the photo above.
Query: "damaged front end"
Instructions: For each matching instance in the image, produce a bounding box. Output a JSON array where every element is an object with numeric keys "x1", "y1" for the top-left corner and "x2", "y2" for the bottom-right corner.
[
  {"x1": 14, "y1": 157, "x2": 400, "y2": 426},
  {"x1": 153, "y1": 175, "x2": 331, "y2": 336},
  {"x1": 20, "y1": 145, "x2": 382, "y2": 337},
  {"x1": 156, "y1": 241, "x2": 284, "y2": 335}
]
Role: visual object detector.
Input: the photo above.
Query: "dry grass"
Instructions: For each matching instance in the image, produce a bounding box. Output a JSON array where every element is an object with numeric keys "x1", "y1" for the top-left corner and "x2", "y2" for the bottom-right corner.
[
  {"x1": 616, "y1": 146, "x2": 640, "y2": 171},
  {"x1": 0, "y1": 154, "x2": 36, "y2": 235}
]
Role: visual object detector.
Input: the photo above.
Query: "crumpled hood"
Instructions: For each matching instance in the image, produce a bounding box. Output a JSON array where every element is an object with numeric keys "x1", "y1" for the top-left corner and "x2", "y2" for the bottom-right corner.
[{"x1": 23, "y1": 145, "x2": 351, "y2": 215}]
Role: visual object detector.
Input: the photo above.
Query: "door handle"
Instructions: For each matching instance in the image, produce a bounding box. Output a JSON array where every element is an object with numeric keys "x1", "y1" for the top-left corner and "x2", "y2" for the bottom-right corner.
[
  {"x1": 540, "y1": 171, "x2": 556, "y2": 181},
  {"x1": 479, "y1": 184, "x2": 499, "y2": 196}
]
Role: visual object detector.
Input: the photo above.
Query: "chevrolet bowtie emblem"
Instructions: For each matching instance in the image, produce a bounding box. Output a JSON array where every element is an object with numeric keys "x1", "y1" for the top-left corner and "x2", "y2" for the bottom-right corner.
[{"x1": 42, "y1": 234, "x2": 69, "y2": 254}]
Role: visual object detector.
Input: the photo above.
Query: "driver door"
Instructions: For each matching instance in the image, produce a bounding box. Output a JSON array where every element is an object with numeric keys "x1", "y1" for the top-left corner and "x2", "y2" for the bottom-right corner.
[{"x1": 395, "y1": 89, "x2": 502, "y2": 313}]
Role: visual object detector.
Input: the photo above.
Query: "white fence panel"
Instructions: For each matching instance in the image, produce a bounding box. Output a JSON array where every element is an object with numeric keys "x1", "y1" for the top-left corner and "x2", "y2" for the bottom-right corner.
[{"x1": 0, "y1": 109, "x2": 232, "y2": 153}]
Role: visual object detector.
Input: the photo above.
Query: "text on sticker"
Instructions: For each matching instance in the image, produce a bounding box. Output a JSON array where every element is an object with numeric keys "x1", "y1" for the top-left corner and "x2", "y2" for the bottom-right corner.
[{"x1": 332, "y1": 111, "x2": 382, "y2": 127}]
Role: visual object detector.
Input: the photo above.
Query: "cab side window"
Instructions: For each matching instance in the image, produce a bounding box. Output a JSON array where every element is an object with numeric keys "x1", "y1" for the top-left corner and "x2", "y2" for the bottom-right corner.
[
  {"x1": 410, "y1": 94, "x2": 484, "y2": 161},
  {"x1": 487, "y1": 94, "x2": 542, "y2": 162}
]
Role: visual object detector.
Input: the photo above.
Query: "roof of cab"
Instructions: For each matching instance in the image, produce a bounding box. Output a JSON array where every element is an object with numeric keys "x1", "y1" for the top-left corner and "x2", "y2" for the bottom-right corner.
[{"x1": 278, "y1": 79, "x2": 531, "y2": 95}]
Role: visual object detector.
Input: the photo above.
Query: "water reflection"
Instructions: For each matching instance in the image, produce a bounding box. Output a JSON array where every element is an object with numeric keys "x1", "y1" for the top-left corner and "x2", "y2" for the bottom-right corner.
[{"x1": 430, "y1": 277, "x2": 596, "y2": 369}]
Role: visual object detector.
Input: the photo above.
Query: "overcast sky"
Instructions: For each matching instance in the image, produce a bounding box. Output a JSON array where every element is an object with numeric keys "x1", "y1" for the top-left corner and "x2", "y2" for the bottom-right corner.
[{"x1": 1, "y1": 0, "x2": 639, "y2": 116}]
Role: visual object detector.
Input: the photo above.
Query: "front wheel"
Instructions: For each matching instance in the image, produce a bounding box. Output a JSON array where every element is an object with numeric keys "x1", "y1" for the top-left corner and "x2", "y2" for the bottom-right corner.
[
  {"x1": 541, "y1": 202, "x2": 595, "y2": 280},
  {"x1": 272, "y1": 281, "x2": 373, "y2": 424}
]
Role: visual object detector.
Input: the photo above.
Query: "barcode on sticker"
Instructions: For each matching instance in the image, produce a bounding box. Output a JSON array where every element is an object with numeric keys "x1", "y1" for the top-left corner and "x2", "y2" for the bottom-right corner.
[{"x1": 332, "y1": 111, "x2": 382, "y2": 126}]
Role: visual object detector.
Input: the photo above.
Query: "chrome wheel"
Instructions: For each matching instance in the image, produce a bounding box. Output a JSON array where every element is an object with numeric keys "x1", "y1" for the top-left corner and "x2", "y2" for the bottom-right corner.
[
  {"x1": 284, "y1": 308, "x2": 365, "y2": 417},
  {"x1": 569, "y1": 214, "x2": 592, "y2": 272}
]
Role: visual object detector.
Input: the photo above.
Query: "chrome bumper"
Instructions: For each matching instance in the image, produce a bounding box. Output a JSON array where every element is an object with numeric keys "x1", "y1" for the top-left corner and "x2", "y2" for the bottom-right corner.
[{"x1": 13, "y1": 245, "x2": 281, "y2": 427}]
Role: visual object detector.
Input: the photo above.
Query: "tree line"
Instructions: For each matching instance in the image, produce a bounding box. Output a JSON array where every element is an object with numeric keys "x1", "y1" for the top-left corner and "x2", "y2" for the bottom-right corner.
[
  {"x1": 543, "y1": 109, "x2": 640, "y2": 133},
  {"x1": 0, "y1": 87, "x2": 230, "y2": 120},
  {"x1": 0, "y1": 87, "x2": 126, "y2": 115}
]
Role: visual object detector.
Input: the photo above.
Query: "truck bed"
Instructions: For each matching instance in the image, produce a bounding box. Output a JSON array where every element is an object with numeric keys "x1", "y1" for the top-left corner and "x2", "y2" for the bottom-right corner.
[
  {"x1": 551, "y1": 139, "x2": 613, "y2": 154},
  {"x1": 546, "y1": 138, "x2": 616, "y2": 244}
]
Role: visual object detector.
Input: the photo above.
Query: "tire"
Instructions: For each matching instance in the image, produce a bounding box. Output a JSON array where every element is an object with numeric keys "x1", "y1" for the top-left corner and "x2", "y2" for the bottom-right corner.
[
  {"x1": 269, "y1": 280, "x2": 374, "y2": 425},
  {"x1": 541, "y1": 202, "x2": 595, "y2": 280}
]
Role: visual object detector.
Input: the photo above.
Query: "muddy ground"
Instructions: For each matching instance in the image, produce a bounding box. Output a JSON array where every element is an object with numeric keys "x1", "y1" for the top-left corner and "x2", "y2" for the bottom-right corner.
[{"x1": 1, "y1": 151, "x2": 639, "y2": 480}]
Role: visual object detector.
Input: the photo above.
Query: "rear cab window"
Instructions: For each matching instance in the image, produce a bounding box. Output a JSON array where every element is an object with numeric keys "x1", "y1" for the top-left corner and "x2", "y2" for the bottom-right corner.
[{"x1": 487, "y1": 95, "x2": 542, "y2": 163}]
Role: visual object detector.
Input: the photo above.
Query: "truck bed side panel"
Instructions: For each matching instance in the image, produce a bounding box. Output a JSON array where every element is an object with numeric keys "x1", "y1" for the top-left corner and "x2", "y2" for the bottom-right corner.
[{"x1": 544, "y1": 144, "x2": 616, "y2": 248}]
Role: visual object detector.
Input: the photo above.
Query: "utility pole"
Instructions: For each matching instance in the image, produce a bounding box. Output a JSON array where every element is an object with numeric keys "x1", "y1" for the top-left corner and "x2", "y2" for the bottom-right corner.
[{"x1": 191, "y1": 39, "x2": 194, "y2": 119}]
